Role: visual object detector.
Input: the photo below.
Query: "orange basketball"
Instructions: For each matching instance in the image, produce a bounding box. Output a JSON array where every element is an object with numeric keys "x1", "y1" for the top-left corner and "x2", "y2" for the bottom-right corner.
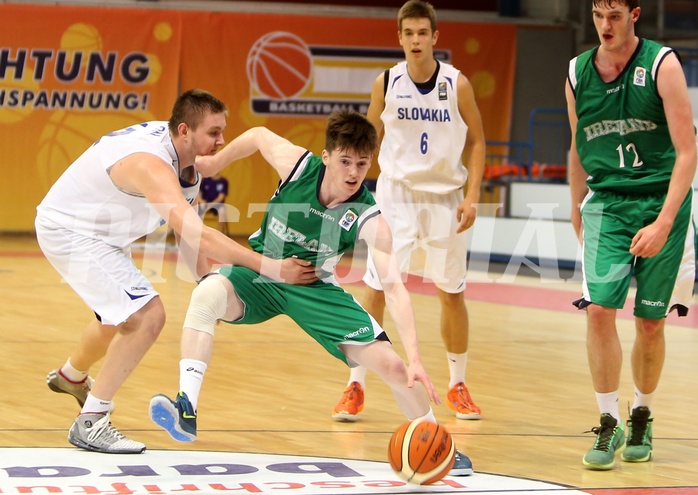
[{"x1": 388, "y1": 419, "x2": 456, "y2": 485}]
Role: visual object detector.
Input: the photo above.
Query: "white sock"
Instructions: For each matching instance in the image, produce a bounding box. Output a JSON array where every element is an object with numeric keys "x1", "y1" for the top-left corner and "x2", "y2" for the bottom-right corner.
[
  {"x1": 632, "y1": 386, "x2": 655, "y2": 412},
  {"x1": 81, "y1": 393, "x2": 113, "y2": 415},
  {"x1": 447, "y1": 352, "x2": 467, "y2": 389},
  {"x1": 595, "y1": 390, "x2": 620, "y2": 422},
  {"x1": 179, "y1": 359, "x2": 207, "y2": 411},
  {"x1": 348, "y1": 366, "x2": 367, "y2": 388},
  {"x1": 60, "y1": 358, "x2": 89, "y2": 383}
]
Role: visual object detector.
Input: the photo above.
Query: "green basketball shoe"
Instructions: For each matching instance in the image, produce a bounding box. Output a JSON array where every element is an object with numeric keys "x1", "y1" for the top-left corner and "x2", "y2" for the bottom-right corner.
[
  {"x1": 582, "y1": 414, "x2": 626, "y2": 470},
  {"x1": 622, "y1": 407, "x2": 653, "y2": 462}
]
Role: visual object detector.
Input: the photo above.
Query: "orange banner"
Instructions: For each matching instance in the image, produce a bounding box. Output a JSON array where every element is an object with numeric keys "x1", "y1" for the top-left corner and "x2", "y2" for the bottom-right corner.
[
  {"x1": 0, "y1": 4, "x2": 182, "y2": 230},
  {"x1": 0, "y1": 4, "x2": 515, "y2": 234}
]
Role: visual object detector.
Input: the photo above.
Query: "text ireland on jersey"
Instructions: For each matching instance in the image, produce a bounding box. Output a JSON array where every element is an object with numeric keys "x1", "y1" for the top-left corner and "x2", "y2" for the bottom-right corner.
[
  {"x1": 583, "y1": 118, "x2": 658, "y2": 141},
  {"x1": 268, "y1": 217, "x2": 335, "y2": 255}
]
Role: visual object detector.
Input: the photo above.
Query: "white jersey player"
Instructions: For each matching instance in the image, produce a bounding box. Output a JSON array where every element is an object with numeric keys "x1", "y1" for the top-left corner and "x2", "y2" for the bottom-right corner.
[{"x1": 36, "y1": 89, "x2": 316, "y2": 455}]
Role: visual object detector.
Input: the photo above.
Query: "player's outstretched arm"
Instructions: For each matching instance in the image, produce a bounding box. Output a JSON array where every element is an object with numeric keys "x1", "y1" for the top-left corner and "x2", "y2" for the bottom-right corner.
[
  {"x1": 359, "y1": 214, "x2": 440, "y2": 404},
  {"x1": 196, "y1": 127, "x2": 306, "y2": 183}
]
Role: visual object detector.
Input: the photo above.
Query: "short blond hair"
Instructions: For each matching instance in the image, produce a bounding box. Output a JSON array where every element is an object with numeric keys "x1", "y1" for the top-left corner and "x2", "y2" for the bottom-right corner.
[{"x1": 169, "y1": 89, "x2": 228, "y2": 136}]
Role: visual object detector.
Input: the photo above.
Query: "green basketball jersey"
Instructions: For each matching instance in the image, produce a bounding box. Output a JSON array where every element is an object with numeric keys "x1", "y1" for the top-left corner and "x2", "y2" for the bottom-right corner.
[
  {"x1": 249, "y1": 152, "x2": 379, "y2": 279},
  {"x1": 569, "y1": 39, "x2": 676, "y2": 193}
]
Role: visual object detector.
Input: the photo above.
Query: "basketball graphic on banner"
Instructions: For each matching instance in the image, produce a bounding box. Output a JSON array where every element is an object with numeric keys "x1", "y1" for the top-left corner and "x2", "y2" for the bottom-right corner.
[
  {"x1": 61, "y1": 23, "x2": 103, "y2": 70},
  {"x1": 246, "y1": 31, "x2": 312, "y2": 100},
  {"x1": 36, "y1": 110, "x2": 152, "y2": 190}
]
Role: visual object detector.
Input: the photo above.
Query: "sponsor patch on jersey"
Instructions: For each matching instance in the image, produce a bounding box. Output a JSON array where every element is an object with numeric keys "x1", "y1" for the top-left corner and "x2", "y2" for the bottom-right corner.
[
  {"x1": 633, "y1": 67, "x2": 646, "y2": 87},
  {"x1": 339, "y1": 210, "x2": 358, "y2": 231},
  {"x1": 438, "y1": 81, "x2": 448, "y2": 100}
]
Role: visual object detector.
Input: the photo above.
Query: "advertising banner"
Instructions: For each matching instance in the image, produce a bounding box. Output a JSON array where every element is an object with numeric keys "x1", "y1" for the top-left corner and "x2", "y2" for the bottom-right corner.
[{"x1": 0, "y1": 4, "x2": 515, "y2": 234}]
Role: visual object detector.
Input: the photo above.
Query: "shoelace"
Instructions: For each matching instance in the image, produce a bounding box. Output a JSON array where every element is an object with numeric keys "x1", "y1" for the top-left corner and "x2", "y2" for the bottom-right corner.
[
  {"x1": 86, "y1": 415, "x2": 126, "y2": 443},
  {"x1": 341, "y1": 385, "x2": 360, "y2": 404},
  {"x1": 626, "y1": 416, "x2": 652, "y2": 446},
  {"x1": 452, "y1": 385, "x2": 475, "y2": 406},
  {"x1": 586, "y1": 424, "x2": 616, "y2": 452}
]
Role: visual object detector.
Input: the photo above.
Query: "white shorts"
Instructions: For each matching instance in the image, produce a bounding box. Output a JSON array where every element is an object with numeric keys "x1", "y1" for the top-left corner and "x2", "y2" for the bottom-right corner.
[
  {"x1": 35, "y1": 216, "x2": 158, "y2": 326},
  {"x1": 363, "y1": 175, "x2": 468, "y2": 294},
  {"x1": 669, "y1": 209, "x2": 697, "y2": 316}
]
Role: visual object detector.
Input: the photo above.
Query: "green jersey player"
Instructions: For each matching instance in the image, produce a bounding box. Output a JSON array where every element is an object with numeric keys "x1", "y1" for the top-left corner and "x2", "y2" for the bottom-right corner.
[
  {"x1": 566, "y1": 0, "x2": 696, "y2": 471},
  {"x1": 149, "y1": 110, "x2": 474, "y2": 476}
]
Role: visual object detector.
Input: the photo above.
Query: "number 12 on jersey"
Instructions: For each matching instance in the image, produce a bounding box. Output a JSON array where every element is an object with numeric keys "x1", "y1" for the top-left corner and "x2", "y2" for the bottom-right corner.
[{"x1": 616, "y1": 142, "x2": 643, "y2": 168}]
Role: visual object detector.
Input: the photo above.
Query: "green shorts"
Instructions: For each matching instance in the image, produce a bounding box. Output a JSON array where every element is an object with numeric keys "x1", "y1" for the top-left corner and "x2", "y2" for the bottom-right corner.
[
  {"x1": 579, "y1": 189, "x2": 693, "y2": 319},
  {"x1": 218, "y1": 266, "x2": 387, "y2": 364}
]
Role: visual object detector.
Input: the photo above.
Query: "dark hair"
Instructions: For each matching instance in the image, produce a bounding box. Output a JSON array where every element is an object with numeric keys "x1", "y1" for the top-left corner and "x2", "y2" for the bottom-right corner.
[
  {"x1": 398, "y1": 0, "x2": 437, "y2": 33},
  {"x1": 325, "y1": 110, "x2": 377, "y2": 156},
  {"x1": 592, "y1": 0, "x2": 640, "y2": 10},
  {"x1": 168, "y1": 89, "x2": 228, "y2": 136}
]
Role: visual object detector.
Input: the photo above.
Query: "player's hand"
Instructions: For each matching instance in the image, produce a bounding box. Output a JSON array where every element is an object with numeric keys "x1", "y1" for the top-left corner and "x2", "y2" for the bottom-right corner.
[
  {"x1": 262, "y1": 257, "x2": 318, "y2": 285},
  {"x1": 456, "y1": 199, "x2": 477, "y2": 234},
  {"x1": 407, "y1": 360, "x2": 441, "y2": 405},
  {"x1": 630, "y1": 221, "x2": 671, "y2": 258},
  {"x1": 194, "y1": 155, "x2": 218, "y2": 178}
]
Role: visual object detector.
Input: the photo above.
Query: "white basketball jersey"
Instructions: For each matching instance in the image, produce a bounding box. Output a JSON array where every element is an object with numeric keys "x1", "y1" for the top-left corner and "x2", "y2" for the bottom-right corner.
[
  {"x1": 379, "y1": 61, "x2": 468, "y2": 194},
  {"x1": 36, "y1": 121, "x2": 200, "y2": 248}
]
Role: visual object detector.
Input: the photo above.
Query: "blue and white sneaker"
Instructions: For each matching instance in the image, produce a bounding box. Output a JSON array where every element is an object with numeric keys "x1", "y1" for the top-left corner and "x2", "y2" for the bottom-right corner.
[
  {"x1": 449, "y1": 450, "x2": 474, "y2": 476},
  {"x1": 149, "y1": 391, "x2": 197, "y2": 442}
]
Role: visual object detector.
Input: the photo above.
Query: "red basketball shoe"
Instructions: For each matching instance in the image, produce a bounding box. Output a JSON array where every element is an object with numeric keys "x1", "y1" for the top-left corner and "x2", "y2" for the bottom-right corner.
[
  {"x1": 331, "y1": 381, "x2": 364, "y2": 422},
  {"x1": 446, "y1": 382, "x2": 481, "y2": 420}
]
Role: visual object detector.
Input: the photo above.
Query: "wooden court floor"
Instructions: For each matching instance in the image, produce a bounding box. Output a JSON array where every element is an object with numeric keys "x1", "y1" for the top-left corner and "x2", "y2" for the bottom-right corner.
[{"x1": 1, "y1": 233, "x2": 698, "y2": 494}]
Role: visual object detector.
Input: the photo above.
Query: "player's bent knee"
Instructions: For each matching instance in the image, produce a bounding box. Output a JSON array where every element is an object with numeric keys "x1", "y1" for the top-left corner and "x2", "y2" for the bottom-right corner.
[
  {"x1": 183, "y1": 277, "x2": 229, "y2": 335},
  {"x1": 124, "y1": 297, "x2": 166, "y2": 336},
  {"x1": 376, "y1": 356, "x2": 408, "y2": 385}
]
